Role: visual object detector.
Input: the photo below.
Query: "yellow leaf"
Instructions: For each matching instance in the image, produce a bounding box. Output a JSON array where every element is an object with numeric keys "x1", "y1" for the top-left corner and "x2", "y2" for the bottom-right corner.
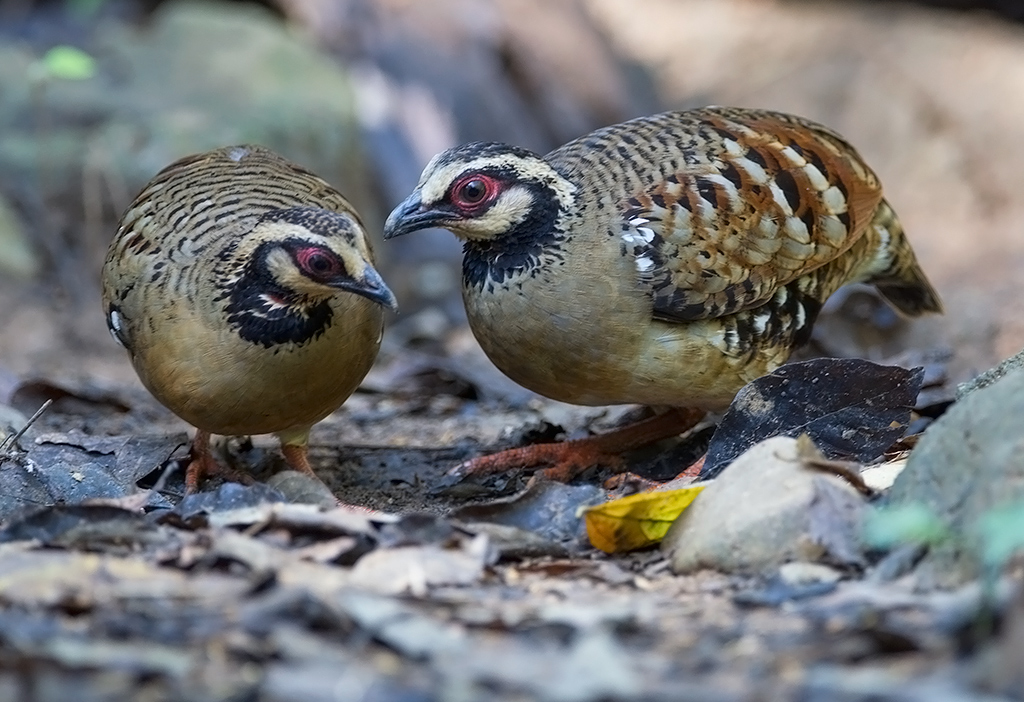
[{"x1": 583, "y1": 486, "x2": 705, "y2": 554}]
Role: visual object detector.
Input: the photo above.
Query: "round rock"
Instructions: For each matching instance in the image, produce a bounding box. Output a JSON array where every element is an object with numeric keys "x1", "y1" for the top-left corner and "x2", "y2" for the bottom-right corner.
[
  {"x1": 887, "y1": 363, "x2": 1024, "y2": 587},
  {"x1": 663, "y1": 436, "x2": 863, "y2": 575}
]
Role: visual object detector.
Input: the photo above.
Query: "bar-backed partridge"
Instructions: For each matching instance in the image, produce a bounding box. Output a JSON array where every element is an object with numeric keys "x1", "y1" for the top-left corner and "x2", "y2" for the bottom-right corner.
[
  {"x1": 102, "y1": 145, "x2": 397, "y2": 494},
  {"x1": 383, "y1": 107, "x2": 942, "y2": 481}
]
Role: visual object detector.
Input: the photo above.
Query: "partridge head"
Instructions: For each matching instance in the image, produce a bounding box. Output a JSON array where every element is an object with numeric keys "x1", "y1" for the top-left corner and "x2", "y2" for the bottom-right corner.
[
  {"x1": 384, "y1": 107, "x2": 942, "y2": 481},
  {"x1": 102, "y1": 145, "x2": 397, "y2": 494}
]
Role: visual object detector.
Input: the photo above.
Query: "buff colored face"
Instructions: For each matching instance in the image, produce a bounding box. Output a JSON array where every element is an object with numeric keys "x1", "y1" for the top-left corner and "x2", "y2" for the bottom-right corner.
[
  {"x1": 244, "y1": 217, "x2": 397, "y2": 311},
  {"x1": 383, "y1": 145, "x2": 574, "y2": 243}
]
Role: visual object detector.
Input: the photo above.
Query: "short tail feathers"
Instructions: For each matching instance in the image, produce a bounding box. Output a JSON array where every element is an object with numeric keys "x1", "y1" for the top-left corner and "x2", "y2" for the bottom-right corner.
[
  {"x1": 861, "y1": 199, "x2": 943, "y2": 317},
  {"x1": 876, "y1": 274, "x2": 943, "y2": 317}
]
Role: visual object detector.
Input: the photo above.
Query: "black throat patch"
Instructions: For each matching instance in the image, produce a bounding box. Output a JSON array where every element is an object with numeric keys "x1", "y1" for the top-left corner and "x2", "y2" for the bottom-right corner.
[
  {"x1": 461, "y1": 180, "x2": 564, "y2": 291},
  {"x1": 224, "y1": 244, "x2": 333, "y2": 348}
]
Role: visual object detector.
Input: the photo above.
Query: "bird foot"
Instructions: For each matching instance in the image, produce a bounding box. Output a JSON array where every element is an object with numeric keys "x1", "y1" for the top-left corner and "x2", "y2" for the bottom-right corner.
[
  {"x1": 447, "y1": 408, "x2": 706, "y2": 484},
  {"x1": 448, "y1": 440, "x2": 627, "y2": 483},
  {"x1": 602, "y1": 454, "x2": 706, "y2": 492},
  {"x1": 602, "y1": 472, "x2": 662, "y2": 492},
  {"x1": 183, "y1": 447, "x2": 255, "y2": 494},
  {"x1": 280, "y1": 443, "x2": 320, "y2": 481},
  {"x1": 678, "y1": 454, "x2": 705, "y2": 480},
  {"x1": 279, "y1": 443, "x2": 356, "y2": 507}
]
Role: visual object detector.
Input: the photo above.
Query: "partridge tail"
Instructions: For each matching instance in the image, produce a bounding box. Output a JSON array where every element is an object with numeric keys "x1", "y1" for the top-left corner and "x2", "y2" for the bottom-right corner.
[
  {"x1": 860, "y1": 199, "x2": 943, "y2": 317},
  {"x1": 875, "y1": 269, "x2": 944, "y2": 318}
]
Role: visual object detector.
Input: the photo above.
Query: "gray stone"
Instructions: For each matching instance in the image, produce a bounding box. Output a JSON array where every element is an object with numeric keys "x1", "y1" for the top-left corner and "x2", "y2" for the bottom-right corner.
[
  {"x1": 264, "y1": 470, "x2": 337, "y2": 509},
  {"x1": 887, "y1": 365, "x2": 1024, "y2": 587},
  {"x1": 778, "y1": 561, "x2": 842, "y2": 586},
  {"x1": 663, "y1": 436, "x2": 864, "y2": 575},
  {"x1": 956, "y1": 347, "x2": 1024, "y2": 399}
]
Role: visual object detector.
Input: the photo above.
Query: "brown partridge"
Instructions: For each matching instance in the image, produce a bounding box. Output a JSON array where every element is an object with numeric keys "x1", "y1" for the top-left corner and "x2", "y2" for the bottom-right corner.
[
  {"x1": 102, "y1": 145, "x2": 397, "y2": 494},
  {"x1": 383, "y1": 107, "x2": 942, "y2": 482}
]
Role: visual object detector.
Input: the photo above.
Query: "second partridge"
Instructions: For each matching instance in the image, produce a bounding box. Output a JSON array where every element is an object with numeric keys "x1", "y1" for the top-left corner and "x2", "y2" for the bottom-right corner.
[
  {"x1": 102, "y1": 145, "x2": 397, "y2": 494},
  {"x1": 383, "y1": 107, "x2": 942, "y2": 481}
]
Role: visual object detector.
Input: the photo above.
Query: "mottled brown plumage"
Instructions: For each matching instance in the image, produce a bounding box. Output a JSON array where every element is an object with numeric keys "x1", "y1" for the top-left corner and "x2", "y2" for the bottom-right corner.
[
  {"x1": 102, "y1": 145, "x2": 397, "y2": 493},
  {"x1": 383, "y1": 107, "x2": 941, "y2": 480}
]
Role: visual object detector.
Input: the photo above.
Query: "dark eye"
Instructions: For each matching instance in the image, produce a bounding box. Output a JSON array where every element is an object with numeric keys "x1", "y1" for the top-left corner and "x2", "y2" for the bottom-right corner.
[
  {"x1": 453, "y1": 175, "x2": 495, "y2": 207},
  {"x1": 460, "y1": 179, "x2": 486, "y2": 203},
  {"x1": 297, "y1": 247, "x2": 341, "y2": 277},
  {"x1": 308, "y1": 254, "x2": 332, "y2": 273}
]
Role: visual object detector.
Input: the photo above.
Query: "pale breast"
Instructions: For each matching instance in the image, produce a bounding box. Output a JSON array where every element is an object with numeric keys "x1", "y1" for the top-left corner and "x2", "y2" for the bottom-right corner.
[
  {"x1": 130, "y1": 293, "x2": 383, "y2": 436},
  {"x1": 101, "y1": 145, "x2": 380, "y2": 436}
]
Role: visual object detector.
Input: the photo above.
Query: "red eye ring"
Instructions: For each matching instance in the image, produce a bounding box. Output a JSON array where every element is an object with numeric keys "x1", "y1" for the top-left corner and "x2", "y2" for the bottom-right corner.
[
  {"x1": 296, "y1": 247, "x2": 340, "y2": 278},
  {"x1": 451, "y1": 174, "x2": 497, "y2": 209}
]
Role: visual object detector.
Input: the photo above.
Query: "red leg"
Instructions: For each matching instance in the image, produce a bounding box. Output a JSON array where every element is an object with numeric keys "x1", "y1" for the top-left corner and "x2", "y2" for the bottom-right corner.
[
  {"x1": 280, "y1": 443, "x2": 318, "y2": 480},
  {"x1": 183, "y1": 430, "x2": 255, "y2": 494},
  {"x1": 676, "y1": 453, "x2": 705, "y2": 480},
  {"x1": 448, "y1": 407, "x2": 705, "y2": 483},
  {"x1": 281, "y1": 442, "x2": 380, "y2": 511}
]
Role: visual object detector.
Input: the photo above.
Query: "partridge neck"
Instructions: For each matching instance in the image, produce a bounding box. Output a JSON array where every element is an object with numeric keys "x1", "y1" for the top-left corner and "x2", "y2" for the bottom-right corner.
[{"x1": 461, "y1": 182, "x2": 568, "y2": 291}]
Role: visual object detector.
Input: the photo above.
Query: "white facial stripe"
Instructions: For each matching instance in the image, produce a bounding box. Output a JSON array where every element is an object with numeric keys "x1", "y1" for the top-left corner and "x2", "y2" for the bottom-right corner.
[
  {"x1": 454, "y1": 185, "x2": 535, "y2": 238},
  {"x1": 336, "y1": 248, "x2": 368, "y2": 279},
  {"x1": 259, "y1": 223, "x2": 335, "y2": 247},
  {"x1": 417, "y1": 155, "x2": 529, "y2": 203},
  {"x1": 416, "y1": 150, "x2": 575, "y2": 207},
  {"x1": 264, "y1": 247, "x2": 298, "y2": 279},
  {"x1": 262, "y1": 243, "x2": 348, "y2": 299}
]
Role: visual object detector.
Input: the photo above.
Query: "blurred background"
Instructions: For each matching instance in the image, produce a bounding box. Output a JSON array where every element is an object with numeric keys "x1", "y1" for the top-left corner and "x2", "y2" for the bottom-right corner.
[{"x1": 0, "y1": 0, "x2": 1022, "y2": 397}]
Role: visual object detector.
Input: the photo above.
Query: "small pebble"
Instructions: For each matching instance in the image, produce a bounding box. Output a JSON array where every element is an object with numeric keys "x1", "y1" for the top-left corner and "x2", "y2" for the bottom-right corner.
[
  {"x1": 265, "y1": 470, "x2": 337, "y2": 508},
  {"x1": 779, "y1": 561, "x2": 842, "y2": 586}
]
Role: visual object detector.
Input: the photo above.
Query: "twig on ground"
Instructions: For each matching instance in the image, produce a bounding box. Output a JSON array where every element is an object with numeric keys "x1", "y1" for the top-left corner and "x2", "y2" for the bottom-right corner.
[{"x1": 0, "y1": 398, "x2": 53, "y2": 460}]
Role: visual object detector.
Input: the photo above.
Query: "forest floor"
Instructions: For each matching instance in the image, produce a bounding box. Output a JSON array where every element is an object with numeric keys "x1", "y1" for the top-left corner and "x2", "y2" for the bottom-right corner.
[
  {"x1": 3, "y1": 0, "x2": 1024, "y2": 700},
  {"x1": 0, "y1": 275, "x2": 1018, "y2": 702}
]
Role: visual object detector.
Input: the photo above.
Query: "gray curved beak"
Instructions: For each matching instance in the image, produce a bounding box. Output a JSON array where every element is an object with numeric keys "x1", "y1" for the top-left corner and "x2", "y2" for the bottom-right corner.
[
  {"x1": 383, "y1": 193, "x2": 449, "y2": 240},
  {"x1": 333, "y1": 265, "x2": 398, "y2": 312}
]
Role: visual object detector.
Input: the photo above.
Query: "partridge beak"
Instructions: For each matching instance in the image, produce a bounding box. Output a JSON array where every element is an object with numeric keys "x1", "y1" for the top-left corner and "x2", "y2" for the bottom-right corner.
[
  {"x1": 382, "y1": 193, "x2": 449, "y2": 240},
  {"x1": 332, "y1": 265, "x2": 398, "y2": 312}
]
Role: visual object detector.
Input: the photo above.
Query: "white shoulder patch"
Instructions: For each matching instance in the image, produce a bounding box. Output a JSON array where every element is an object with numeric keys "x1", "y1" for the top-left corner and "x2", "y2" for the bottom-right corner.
[
  {"x1": 621, "y1": 224, "x2": 656, "y2": 245},
  {"x1": 107, "y1": 309, "x2": 128, "y2": 348}
]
